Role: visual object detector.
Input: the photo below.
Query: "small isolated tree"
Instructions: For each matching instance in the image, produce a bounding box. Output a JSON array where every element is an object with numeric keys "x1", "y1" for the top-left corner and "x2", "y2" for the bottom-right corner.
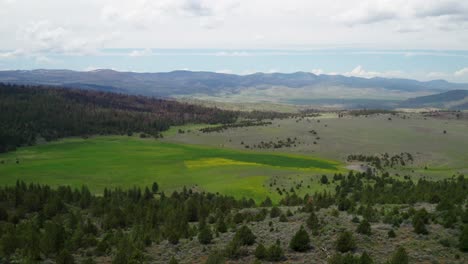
[
  {"x1": 254, "y1": 243, "x2": 267, "y2": 260},
  {"x1": 307, "y1": 210, "x2": 320, "y2": 231},
  {"x1": 151, "y1": 182, "x2": 159, "y2": 193},
  {"x1": 169, "y1": 256, "x2": 179, "y2": 264},
  {"x1": 56, "y1": 249, "x2": 75, "y2": 264},
  {"x1": 413, "y1": 217, "x2": 428, "y2": 235},
  {"x1": 388, "y1": 229, "x2": 396, "y2": 238},
  {"x1": 216, "y1": 217, "x2": 227, "y2": 233},
  {"x1": 198, "y1": 226, "x2": 213, "y2": 245},
  {"x1": 388, "y1": 246, "x2": 408, "y2": 264},
  {"x1": 261, "y1": 196, "x2": 273, "y2": 207},
  {"x1": 357, "y1": 219, "x2": 371, "y2": 235},
  {"x1": 224, "y1": 238, "x2": 243, "y2": 259},
  {"x1": 289, "y1": 226, "x2": 311, "y2": 252},
  {"x1": 460, "y1": 224, "x2": 468, "y2": 252},
  {"x1": 266, "y1": 240, "x2": 285, "y2": 261},
  {"x1": 205, "y1": 250, "x2": 225, "y2": 264},
  {"x1": 320, "y1": 175, "x2": 329, "y2": 184},
  {"x1": 336, "y1": 231, "x2": 356, "y2": 253},
  {"x1": 279, "y1": 214, "x2": 288, "y2": 222},
  {"x1": 234, "y1": 226, "x2": 256, "y2": 245},
  {"x1": 360, "y1": 252, "x2": 374, "y2": 264},
  {"x1": 270, "y1": 206, "x2": 281, "y2": 218}
]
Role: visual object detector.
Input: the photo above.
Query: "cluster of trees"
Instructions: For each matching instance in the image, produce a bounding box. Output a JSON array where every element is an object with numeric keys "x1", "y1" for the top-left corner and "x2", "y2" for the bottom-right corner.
[
  {"x1": 0, "y1": 83, "x2": 240, "y2": 153},
  {"x1": 246, "y1": 137, "x2": 299, "y2": 149},
  {"x1": 199, "y1": 121, "x2": 272, "y2": 133},
  {"x1": 347, "y1": 152, "x2": 414, "y2": 170},
  {"x1": 0, "y1": 181, "x2": 258, "y2": 263},
  {"x1": 0, "y1": 172, "x2": 466, "y2": 262},
  {"x1": 347, "y1": 109, "x2": 397, "y2": 116}
]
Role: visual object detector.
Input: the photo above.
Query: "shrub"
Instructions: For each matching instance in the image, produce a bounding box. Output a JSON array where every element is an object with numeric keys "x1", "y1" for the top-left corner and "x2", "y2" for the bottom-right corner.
[
  {"x1": 279, "y1": 214, "x2": 288, "y2": 222},
  {"x1": 224, "y1": 238, "x2": 244, "y2": 259},
  {"x1": 205, "y1": 250, "x2": 225, "y2": 264},
  {"x1": 169, "y1": 256, "x2": 179, "y2": 264},
  {"x1": 216, "y1": 218, "x2": 227, "y2": 233},
  {"x1": 388, "y1": 246, "x2": 408, "y2": 264},
  {"x1": 387, "y1": 229, "x2": 396, "y2": 238},
  {"x1": 460, "y1": 224, "x2": 468, "y2": 252},
  {"x1": 0, "y1": 207, "x2": 8, "y2": 221},
  {"x1": 198, "y1": 226, "x2": 213, "y2": 245},
  {"x1": 270, "y1": 207, "x2": 281, "y2": 218},
  {"x1": 413, "y1": 217, "x2": 428, "y2": 235},
  {"x1": 289, "y1": 226, "x2": 311, "y2": 252},
  {"x1": 320, "y1": 175, "x2": 329, "y2": 184},
  {"x1": 357, "y1": 219, "x2": 371, "y2": 235},
  {"x1": 360, "y1": 251, "x2": 374, "y2": 264},
  {"x1": 254, "y1": 243, "x2": 267, "y2": 259},
  {"x1": 234, "y1": 226, "x2": 256, "y2": 245},
  {"x1": 307, "y1": 211, "x2": 320, "y2": 230},
  {"x1": 261, "y1": 197, "x2": 273, "y2": 207},
  {"x1": 56, "y1": 249, "x2": 75, "y2": 264},
  {"x1": 336, "y1": 231, "x2": 355, "y2": 253},
  {"x1": 266, "y1": 241, "x2": 285, "y2": 261}
]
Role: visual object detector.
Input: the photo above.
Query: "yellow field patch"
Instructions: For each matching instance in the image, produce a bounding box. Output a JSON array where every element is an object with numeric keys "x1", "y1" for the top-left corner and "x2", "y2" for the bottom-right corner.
[{"x1": 185, "y1": 158, "x2": 261, "y2": 169}]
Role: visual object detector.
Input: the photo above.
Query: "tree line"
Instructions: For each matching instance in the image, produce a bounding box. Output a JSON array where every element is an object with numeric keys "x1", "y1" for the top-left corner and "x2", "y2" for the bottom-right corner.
[
  {"x1": 0, "y1": 172, "x2": 466, "y2": 263},
  {"x1": 0, "y1": 83, "x2": 240, "y2": 153}
]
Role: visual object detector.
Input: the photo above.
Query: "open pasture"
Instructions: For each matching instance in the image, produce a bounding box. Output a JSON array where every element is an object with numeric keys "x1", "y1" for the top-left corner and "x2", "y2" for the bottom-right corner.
[
  {"x1": 0, "y1": 136, "x2": 342, "y2": 202},
  {"x1": 165, "y1": 112, "x2": 468, "y2": 179}
]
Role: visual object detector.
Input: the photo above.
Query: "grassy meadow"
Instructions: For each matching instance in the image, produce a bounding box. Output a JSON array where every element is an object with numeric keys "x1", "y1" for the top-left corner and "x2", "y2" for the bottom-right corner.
[
  {"x1": 165, "y1": 113, "x2": 468, "y2": 179},
  {"x1": 1, "y1": 112, "x2": 465, "y2": 203},
  {"x1": 0, "y1": 136, "x2": 342, "y2": 202}
]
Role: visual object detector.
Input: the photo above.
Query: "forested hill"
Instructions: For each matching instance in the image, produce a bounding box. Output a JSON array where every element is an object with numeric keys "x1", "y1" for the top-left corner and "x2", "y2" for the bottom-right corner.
[{"x1": 0, "y1": 83, "x2": 238, "y2": 153}]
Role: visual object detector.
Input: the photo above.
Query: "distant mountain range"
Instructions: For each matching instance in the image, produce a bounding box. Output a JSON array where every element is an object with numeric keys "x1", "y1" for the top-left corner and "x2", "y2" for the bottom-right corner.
[
  {"x1": 0, "y1": 69, "x2": 467, "y2": 109},
  {"x1": 399, "y1": 90, "x2": 468, "y2": 110}
]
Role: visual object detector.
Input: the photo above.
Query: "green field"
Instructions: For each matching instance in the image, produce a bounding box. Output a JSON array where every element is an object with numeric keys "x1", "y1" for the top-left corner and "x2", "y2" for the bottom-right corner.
[
  {"x1": 0, "y1": 136, "x2": 342, "y2": 202},
  {"x1": 166, "y1": 113, "x2": 468, "y2": 179}
]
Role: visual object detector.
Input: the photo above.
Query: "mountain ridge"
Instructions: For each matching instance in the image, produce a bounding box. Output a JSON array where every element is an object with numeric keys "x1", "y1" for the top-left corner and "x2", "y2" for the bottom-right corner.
[{"x1": 1, "y1": 69, "x2": 467, "y2": 98}]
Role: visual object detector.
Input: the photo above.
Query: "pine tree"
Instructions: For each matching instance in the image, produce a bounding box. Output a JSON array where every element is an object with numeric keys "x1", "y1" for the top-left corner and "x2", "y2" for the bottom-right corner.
[
  {"x1": 306, "y1": 210, "x2": 320, "y2": 231},
  {"x1": 336, "y1": 231, "x2": 355, "y2": 253},
  {"x1": 388, "y1": 246, "x2": 408, "y2": 264},
  {"x1": 289, "y1": 226, "x2": 311, "y2": 252},
  {"x1": 234, "y1": 226, "x2": 256, "y2": 245},
  {"x1": 266, "y1": 240, "x2": 285, "y2": 261},
  {"x1": 254, "y1": 243, "x2": 267, "y2": 259},
  {"x1": 216, "y1": 217, "x2": 227, "y2": 233},
  {"x1": 357, "y1": 219, "x2": 371, "y2": 235},
  {"x1": 460, "y1": 224, "x2": 468, "y2": 252},
  {"x1": 198, "y1": 226, "x2": 213, "y2": 245}
]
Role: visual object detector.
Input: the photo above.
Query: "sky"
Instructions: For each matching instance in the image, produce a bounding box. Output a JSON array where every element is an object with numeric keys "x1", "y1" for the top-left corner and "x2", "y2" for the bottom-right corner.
[{"x1": 1, "y1": 0, "x2": 468, "y2": 82}]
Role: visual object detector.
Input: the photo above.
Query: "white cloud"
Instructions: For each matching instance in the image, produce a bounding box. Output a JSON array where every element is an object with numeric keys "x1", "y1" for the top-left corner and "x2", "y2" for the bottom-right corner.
[
  {"x1": 335, "y1": 1, "x2": 399, "y2": 26},
  {"x1": 454, "y1": 68, "x2": 468, "y2": 77},
  {"x1": 335, "y1": 0, "x2": 468, "y2": 32},
  {"x1": 311, "y1": 69, "x2": 324, "y2": 75},
  {"x1": 101, "y1": 0, "x2": 239, "y2": 30},
  {"x1": 128, "y1": 48, "x2": 153, "y2": 57},
  {"x1": 215, "y1": 69, "x2": 233, "y2": 74},
  {"x1": 215, "y1": 51, "x2": 250, "y2": 57},
  {"x1": 17, "y1": 20, "x2": 115, "y2": 56},
  {"x1": 343, "y1": 65, "x2": 404, "y2": 79}
]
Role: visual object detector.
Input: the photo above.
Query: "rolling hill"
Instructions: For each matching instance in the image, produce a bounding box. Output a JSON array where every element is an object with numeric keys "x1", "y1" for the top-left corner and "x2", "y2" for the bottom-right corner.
[
  {"x1": 1, "y1": 69, "x2": 467, "y2": 98},
  {"x1": 399, "y1": 89, "x2": 468, "y2": 109}
]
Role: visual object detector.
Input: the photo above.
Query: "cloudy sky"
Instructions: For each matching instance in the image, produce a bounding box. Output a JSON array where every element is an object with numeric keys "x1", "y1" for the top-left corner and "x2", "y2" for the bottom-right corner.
[{"x1": 1, "y1": 0, "x2": 468, "y2": 82}]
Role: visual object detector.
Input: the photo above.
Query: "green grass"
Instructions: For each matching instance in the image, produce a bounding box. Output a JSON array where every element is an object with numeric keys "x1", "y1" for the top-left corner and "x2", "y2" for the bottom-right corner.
[
  {"x1": 0, "y1": 136, "x2": 342, "y2": 202},
  {"x1": 165, "y1": 113, "x2": 468, "y2": 178}
]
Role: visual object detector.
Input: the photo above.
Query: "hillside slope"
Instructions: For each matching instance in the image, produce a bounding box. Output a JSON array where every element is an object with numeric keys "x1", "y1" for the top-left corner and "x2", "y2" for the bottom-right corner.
[
  {"x1": 1, "y1": 69, "x2": 466, "y2": 97},
  {"x1": 0, "y1": 83, "x2": 237, "y2": 152},
  {"x1": 399, "y1": 90, "x2": 468, "y2": 109}
]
